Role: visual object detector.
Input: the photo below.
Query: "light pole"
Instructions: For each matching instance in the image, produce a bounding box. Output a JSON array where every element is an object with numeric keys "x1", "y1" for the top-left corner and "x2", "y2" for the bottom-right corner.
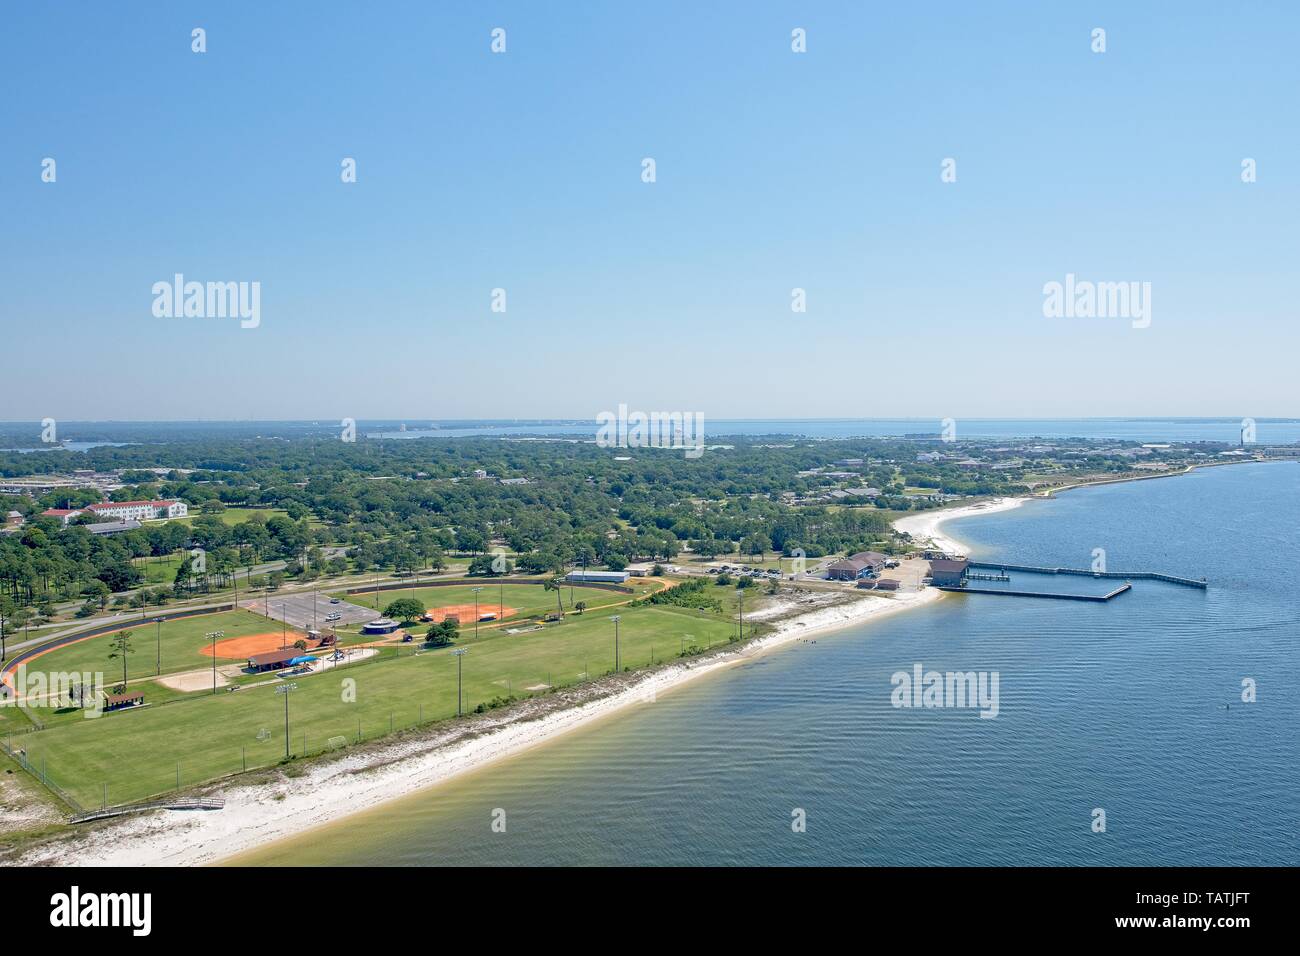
[
  {"x1": 155, "y1": 617, "x2": 164, "y2": 675},
  {"x1": 280, "y1": 604, "x2": 287, "y2": 648},
  {"x1": 205, "y1": 630, "x2": 225, "y2": 694},
  {"x1": 610, "y1": 615, "x2": 621, "y2": 672},
  {"x1": 452, "y1": 648, "x2": 468, "y2": 715},
  {"x1": 739, "y1": 587, "x2": 749, "y2": 639},
  {"x1": 471, "y1": 587, "x2": 483, "y2": 640},
  {"x1": 277, "y1": 682, "x2": 298, "y2": 759},
  {"x1": 499, "y1": 581, "x2": 505, "y2": 621}
]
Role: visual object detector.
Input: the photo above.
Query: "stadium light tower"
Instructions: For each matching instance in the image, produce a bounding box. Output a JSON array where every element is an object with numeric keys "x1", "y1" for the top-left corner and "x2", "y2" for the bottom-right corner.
[
  {"x1": 205, "y1": 630, "x2": 225, "y2": 694},
  {"x1": 452, "y1": 648, "x2": 468, "y2": 715},
  {"x1": 471, "y1": 587, "x2": 484, "y2": 639},
  {"x1": 154, "y1": 617, "x2": 165, "y2": 675},
  {"x1": 277, "y1": 682, "x2": 298, "y2": 760},
  {"x1": 610, "y1": 615, "x2": 621, "y2": 672}
]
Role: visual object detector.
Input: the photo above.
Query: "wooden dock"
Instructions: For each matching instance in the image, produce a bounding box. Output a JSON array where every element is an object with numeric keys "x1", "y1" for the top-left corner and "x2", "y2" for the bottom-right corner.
[
  {"x1": 938, "y1": 583, "x2": 1132, "y2": 602},
  {"x1": 967, "y1": 562, "x2": 1207, "y2": 589}
]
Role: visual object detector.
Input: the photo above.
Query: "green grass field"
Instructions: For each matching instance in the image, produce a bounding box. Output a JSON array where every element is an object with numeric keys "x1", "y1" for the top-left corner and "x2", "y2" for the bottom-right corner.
[
  {"x1": 13, "y1": 589, "x2": 747, "y2": 808},
  {"x1": 166, "y1": 506, "x2": 297, "y2": 527},
  {"x1": 132, "y1": 551, "x2": 187, "y2": 585},
  {"x1": 338, "y1": 579, "x2": 659, "y2": 620}
]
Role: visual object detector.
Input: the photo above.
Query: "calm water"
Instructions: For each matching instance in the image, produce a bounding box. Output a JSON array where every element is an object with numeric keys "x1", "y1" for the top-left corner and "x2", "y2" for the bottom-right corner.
[
  {"x1": 368, "y1": 417, "x2": 1300, "y2": 443},
  {"x1": 240, "y1": 462, "x2": 1300, "y2": 866},
  {"x1": 4, "y1": 418, "x2": 1298, "y2": 445}
]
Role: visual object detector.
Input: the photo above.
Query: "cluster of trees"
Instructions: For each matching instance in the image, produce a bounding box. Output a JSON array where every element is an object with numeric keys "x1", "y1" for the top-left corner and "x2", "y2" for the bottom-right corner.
[
  {"x1": 632, "y1": 577, "x2": 721, "y2": 612},
  {"x1": 2, "y1": 430, "x2": 1121, "y2": 626}
]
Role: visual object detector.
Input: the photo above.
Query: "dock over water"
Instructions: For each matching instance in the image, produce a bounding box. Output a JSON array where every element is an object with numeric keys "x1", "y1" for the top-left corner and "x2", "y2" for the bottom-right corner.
[
  {"x1": 967, "y1": 562, "x2": 1207, "y2": 589},
  {"x1": 938, "y1": 582, "x2": 1132, "y2": 602}
]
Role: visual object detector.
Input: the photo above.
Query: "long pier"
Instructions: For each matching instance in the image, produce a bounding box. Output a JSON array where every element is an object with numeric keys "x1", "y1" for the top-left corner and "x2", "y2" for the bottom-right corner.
[
  {"x1": 938, "y1": 583, "x2": 1132, "y2": 602},
  {"x1": 967, "y1": 562, "x2": 1207, "y2": 589}
]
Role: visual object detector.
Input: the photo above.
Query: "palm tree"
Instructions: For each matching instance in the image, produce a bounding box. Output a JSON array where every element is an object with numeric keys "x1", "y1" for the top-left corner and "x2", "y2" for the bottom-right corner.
[{"x1": 543, "y1": 576, "x2": 565, "y2": 619}]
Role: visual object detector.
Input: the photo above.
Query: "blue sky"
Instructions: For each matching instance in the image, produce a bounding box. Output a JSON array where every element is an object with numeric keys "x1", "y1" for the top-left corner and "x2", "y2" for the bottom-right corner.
[{"x1": 2, "y1": 1, "x2": 1297, "y2": 421}]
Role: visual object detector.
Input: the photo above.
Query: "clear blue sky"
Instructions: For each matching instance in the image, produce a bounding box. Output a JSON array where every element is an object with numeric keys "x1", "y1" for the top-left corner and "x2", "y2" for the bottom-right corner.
[{"x1": 2, "y1": 1, "x2": 1297, "y2": 421}]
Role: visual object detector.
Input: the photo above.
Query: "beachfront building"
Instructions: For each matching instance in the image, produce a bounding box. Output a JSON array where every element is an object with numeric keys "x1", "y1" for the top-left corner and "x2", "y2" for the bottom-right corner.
[
  {"x1": 860, "y1": 578, "x2": 901, "y2": 591},
  {"x1": 928, "y1": 558, "x2": 970, "y2": 587},
  {"x1": 826, "y1": 551, "x2": 888, "y2": 581},
  {"x1": 84, "y1": 499, "x2": 188, "y2": 521}
]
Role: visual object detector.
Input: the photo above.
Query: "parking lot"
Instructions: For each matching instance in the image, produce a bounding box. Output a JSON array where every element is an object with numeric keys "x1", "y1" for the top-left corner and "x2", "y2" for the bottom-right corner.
[{"x1": 242, "y1": 591, "x2": 377, "y2": 632}]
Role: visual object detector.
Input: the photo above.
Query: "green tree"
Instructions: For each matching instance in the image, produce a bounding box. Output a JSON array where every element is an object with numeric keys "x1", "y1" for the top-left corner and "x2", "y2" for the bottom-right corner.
[
  {"x1": 425, "y1": 619, "x2": 458, "y2": 646},
  {"x1": 543, "y1": 576, "x2": 565, "y2": 617},
  {"x1": 107, "y1": 629, "x2": 134, "y2": 691},
  {"x1": 384, "y1": 597, "x2": 426, "y2": 623}
]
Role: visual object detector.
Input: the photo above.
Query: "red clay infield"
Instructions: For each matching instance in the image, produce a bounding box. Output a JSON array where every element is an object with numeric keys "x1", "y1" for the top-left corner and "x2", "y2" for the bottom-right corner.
[
  {"x1": 427, "y1": 603, "x2": 517, "y2": 623},
  {"x1": 199, "y1": 631, "x2": 309, "y2": 659}
]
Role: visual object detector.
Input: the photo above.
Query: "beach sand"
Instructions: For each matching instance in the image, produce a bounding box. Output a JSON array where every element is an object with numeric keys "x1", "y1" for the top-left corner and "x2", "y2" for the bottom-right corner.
[{"x1": 892, "y1": 496, "x2": 1029, "y2": 554}]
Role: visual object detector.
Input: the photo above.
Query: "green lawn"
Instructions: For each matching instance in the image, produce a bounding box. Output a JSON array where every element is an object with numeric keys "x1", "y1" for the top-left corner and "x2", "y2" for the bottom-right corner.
[
  {"x1": 338, "y1": 579, "x2": 660, "y2": 620},
  {"x1": 15, "y1": 595, "x2": 746, "y2": 808},
  {"x1": 22, "y1": 609, "x2": 301, "y2": 686},
  {"x1": 132, "y1": 551, "x2": 187, "y2": 585}
]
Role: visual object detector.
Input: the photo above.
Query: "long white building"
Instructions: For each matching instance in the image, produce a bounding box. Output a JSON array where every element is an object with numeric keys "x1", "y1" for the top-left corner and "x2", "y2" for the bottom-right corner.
[{"x1": 83, "y1": 499, "x2": 188, "y2": 521}]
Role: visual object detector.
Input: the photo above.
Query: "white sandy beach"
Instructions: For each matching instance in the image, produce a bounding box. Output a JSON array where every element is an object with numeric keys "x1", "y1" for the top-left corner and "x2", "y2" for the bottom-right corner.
[{"x1": 892, "y1": 496, "x2": 1029, "y2": 555}]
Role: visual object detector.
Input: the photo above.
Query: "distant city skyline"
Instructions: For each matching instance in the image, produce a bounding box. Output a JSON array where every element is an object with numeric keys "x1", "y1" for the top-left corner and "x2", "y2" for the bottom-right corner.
[{"x1": 4, "y1": 2, "x2": 1298, "y2": 419}]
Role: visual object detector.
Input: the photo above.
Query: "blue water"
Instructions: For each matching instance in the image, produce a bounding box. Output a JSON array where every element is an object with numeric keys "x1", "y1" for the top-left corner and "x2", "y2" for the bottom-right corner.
[
  {"x1": 367, "y1": 417, "x2": 1300, "y2": 443},
  {"x1": 3, "y1": 418, "x2": 1297, "y2": 445},
  {"x1": 243, "y1": 461, "x2": 1300, "y2": 865}
]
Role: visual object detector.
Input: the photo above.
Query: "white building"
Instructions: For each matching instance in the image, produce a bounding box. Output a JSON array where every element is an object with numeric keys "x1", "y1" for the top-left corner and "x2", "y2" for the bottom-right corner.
[
  {"x1": 84, "y1": 499, "x2": 188, "y2": 521},
  {"x1": 564, "y1": 570, "x2": 629, "y2": 584}
]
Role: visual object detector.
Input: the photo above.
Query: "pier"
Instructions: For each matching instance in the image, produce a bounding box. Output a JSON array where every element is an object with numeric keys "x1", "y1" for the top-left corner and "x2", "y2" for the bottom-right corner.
[
  {"x1": 938, "y1": 583, "x2": 1132, "y2": 602},
  {"x1": 967, "y1": 562, "x2": 1207, "y2": 589},
  {"x1": 966, "y1": 571, "x2": 1011, "y2": 582}
]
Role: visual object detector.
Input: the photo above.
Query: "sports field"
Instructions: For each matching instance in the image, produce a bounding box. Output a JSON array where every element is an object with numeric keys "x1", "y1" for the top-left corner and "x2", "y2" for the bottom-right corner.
[
  {"x1": 11, "y1": 588, "x2": 746, "y2": 808},
  {"x1": 338, "y1": 580, "x2": 656, "y2": 622},
  {"x1": 8, "y1": 609, "x2": 302, "y2": 687}
]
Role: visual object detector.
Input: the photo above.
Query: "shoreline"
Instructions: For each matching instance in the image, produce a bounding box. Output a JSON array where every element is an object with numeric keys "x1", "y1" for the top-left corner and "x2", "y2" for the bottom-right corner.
[
  {"x1": 13, "y1": 585, "x2": 943, "y2": 867},
  {"x1": 892, "y1": 496, "x2": 1029, "y2": 555},
  {"x1": 19, "y1": 465, "x2": 1258, "y2": 867}
]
